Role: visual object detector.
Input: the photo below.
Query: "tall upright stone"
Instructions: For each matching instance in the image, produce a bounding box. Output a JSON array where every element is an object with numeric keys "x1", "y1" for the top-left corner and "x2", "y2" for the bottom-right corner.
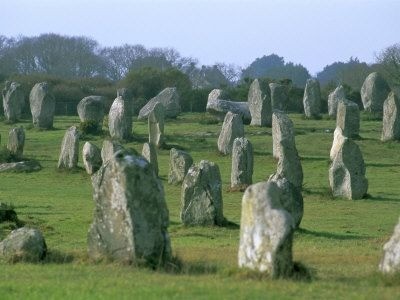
[
  {"x1": 138, "y1": 87, "x2": 181, "y2": 120},
  {"x1": 269, "y1": 83, "x2": 288, "y2": 111},
  {"x1": 379, "y1": 217, "x2": 400, "y2": 274},
  {"x1": 217, "y1": 112, "x2": 244, "y2": 155},
  {"x1": 381, "y1": 91, "x2": 400, "y2": 142},
  {"x1": 168, "y1": 148, "x2": 193, "y2": 185},
  {"x1": 142, "y1": 142, "x2": 159, "y2": 176},
  {"x1": 330, "y1": 127, "x2": 346, "y2": 160},
  {"x1": 231, "y1": 137, "x2": 253, "y2": 189},
  {"x1": 108, "y1": 96, "x2": 132, "y2": 141},
  {"x1": 57, "y1": 126, "x2": 80, "y2": 169},
  {"x1": 336, "y1": 99, "x2": 360, "y2": 138},
  {"x1": 77, "y1": 96, "x2": 105, "y2": 130},
  {"x1": 238, "y1": 181, "x2": 294, "y2": 278},
  {"x1": 181, "y1": 160, "x2": 224, "y2": 226},
  {"x1": 361, "y1": 72, "x2": 391, "y2": 113},
  {"x1": 82, "y1": 142, "x2": 102, "y2": 175},
  {"x1": 7, "y1": 127, "x2": 25, "y2": 160},
  {"x1": 272, "y1": 111, "x2": 295, "y2": 159},
  {"x1": 248, "y1": 79, "x2": 272, "y2": 127},
  {"x1": 101, "y1": 140, "x2": 124, "y2": 164},
  {"x1": 303, "y1": 78, "x2": 321, "y2": 118},
  {"x1": 328, "y1": 85, "x2": 346, "y2": 118},
  {"x1": 275, "y1": 138, "x2": 303, "y2": 190},
  {"x1": 148, "y1": 102, "x2": 165, "y2": 148},
  {"x1": 29, "y1": 82, "x2": 55, "y2": 129},
  {"x1": 88, "y1": 150, "x2": 171, "y2": 265},
  {"x1": 2, "y1": 81, "x2": 25, "y2": 123}
]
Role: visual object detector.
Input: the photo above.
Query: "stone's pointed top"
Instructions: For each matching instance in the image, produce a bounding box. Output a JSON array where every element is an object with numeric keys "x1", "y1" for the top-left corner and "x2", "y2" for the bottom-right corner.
[
  {"x1": 57, "y1": 126, "x2": 80, "y2": 170},
  {"x1": 328, "y1": 85, "x2": 346, "y2": 117},
  {"x1": 217, "y1": 111, "x2": 245, "y2": 155},
  {"x1": 208, "y1": 89, "x2": 228, "y2": 102}
]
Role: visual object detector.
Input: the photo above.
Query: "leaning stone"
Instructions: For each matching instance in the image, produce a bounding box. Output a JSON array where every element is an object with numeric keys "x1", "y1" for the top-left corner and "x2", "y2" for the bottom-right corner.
[
  {"x1": 138, "y1": 87, "x2": 181, "y2": 120},
  {"x1": 77, "y1": 96, "x2": 105, "y2": 129},
  {"x1": 142, "y1": 142, "x2": 159, "y2": 176},
  {"x1": 361, "y1": 72, "x2": 391, "y2": 113},
  {"x1": 328, "y1": 85, "x2": 346, "y2": 118},
  {"x1": 0, "y1": 227, "x2": 46, "y2": 263},
  {"x1": 0, "y1": 160, "x2": 41, "y2": 173},
  {"x1": 269, "y1": 83, "x2": 288, "y2": 111},
  {"x1": 329, "y1": 138, "x2": 368, "y2": 199},
  {"x1": 148, "y1": 102, "x2": 165, "y2": 148},
  {"x1": 82, "y1": 142, "x2": 102, "y2": 175},
  {"x1": 2, "y1": 81, "x2": 25, "y2": 123},
  {"x1": 206, "y1": 98, "x2": 251, "y2": 122},
  {"x1": 57, "y1": 126, "x2": 80, "y2": 169},
  {"x1": 88, "y1": 150, "x2": 171, "y2": 265},
  {"x1": 231, "y1": 137, "x2": 253, "y2": 189},
  {"x1": 303, "y1": 79, "x2": 321, "y2": 118},
  {"x1": 180, "y1": 160, "x2": 224, "y2": 226},
  {"x1": 238, "y1": 181, "x2": 294, "y2": 278},
  {"x1": 217, "y1": 112, "x2": 244, "y2": 155},
  {"x1": 168, "y1": 148, "x2": 193, "y2": 185},
  {"x1": 379, "y1": 217, "x2": 400, "y2": 274},
  {"x1": 330, "y1": 127, "x2": 346, "y2": 160},
  {"x1": 7, "y1": 127, "x2": 25, "y2": 160},
  {"x1": 248, "y1": 79, "x2": 272, "y2": 126},
  {"x1": 381, "y1": 91, "x2": 400, "y2": 142},
  {"x1": 272, "y1": 111, "x2": 295, "y2": 159},
  {"x1": 101, "y1": 140, "x2": 124, "y2": 164},
  {"x1": 29, "y1": 82, "x2": 55, "y2": 129},
  {"x1": 336, "y1": 99, "x2": 360, "y2": 138},
  {"x1": 109, "y1": 96, "x2": 132, "y2": 141}
]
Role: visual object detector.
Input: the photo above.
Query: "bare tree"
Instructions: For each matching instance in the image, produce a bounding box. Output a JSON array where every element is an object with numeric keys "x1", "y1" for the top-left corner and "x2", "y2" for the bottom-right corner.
[{"x1": 376, "y1": 43, "x2": 400, "y2": 86}]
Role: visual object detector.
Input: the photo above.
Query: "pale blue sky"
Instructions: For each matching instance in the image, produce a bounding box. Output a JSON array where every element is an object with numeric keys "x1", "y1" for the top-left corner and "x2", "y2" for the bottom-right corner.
[{"x1": 2, "y1": 0, "x2": 400, "y2": 75}]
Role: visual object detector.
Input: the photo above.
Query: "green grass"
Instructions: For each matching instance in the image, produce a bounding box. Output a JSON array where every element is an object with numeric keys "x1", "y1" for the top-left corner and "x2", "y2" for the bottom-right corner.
[{"x1": 0, "y1": 113, "x2": 399, "y2": 299}]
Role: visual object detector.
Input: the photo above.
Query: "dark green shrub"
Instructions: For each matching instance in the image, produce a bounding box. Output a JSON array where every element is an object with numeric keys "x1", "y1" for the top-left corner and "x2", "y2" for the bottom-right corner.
[{"x1": 79, "y1": 120, "x2": 101, "y2": 135}]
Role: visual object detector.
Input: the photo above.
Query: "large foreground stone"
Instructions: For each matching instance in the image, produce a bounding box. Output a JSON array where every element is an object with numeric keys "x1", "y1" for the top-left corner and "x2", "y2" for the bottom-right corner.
[
  {"x1": 77, "y1": 96, "x2": 105, "y2": 129},
  {"x1": 109, "y1": 96, "x2": 132, "y2": 140},
  {"x1": 29, "y1": 82, "x2": 55, "y2": 129},
  {"x1": 88, "y1": 150, "x2": 171, "y2": 265},
  {"x1": 180, "y1": 160, "x2": 224, "y2": 226},
  {"x1": 382, "y1": 91, "x2": 400, "y2": 142},
  {"x1": 272, "y1": 111, "x2": 295, "y2": 159},
  {"x1": 231, "y1": 137, "x2": 253, "y2": 189},
  {"x1": 168, "y1": 148, "x2": 193, "y2": 185},
  {"x1": 328, "y1": 85, "x2": 346, "y2": 118},
  {"x1": 336, "y1": 99, "x2": 360, "y2": 138},
  {"x1": 248, "y1": 79, "x2": 272, "y2": 126},
  {"x1": 7, "y1": 127, "x2": 25, "y2": 160},
  {"x1": 138, "y1": 87, "x2": 181, "y2": 120},
  {"x1": 269, "y1": 83, "x2": 288, "y2": 111},
  {"x1": 57, "y1": 126, "x2": 80, "y2": 169},
  {"x1": 148, "y1": 102, "x2": 165, "y2": 148},
  {"x1": 2, "y1": 81, "x2": 25, "y2": 123},
  {"x1": 238, "y1": 181, "x2": 294, "y2": 277},
  {"x1": 379, "y1": 217, "x2": 400, "y2": 274},
  {"x1": 217, "y1": 112, "x2": 244, "y2": 155},
  {"x1": 0, "y1": 227, "x2": 46, "y2": 262},
  {"x1": 303, "y1": 79, "x2": 321, "y2": 118},
  {"x1": 361, "y1": 72, "x2": 391, "y2": 113},
  {"x1": 82, "y1": 142, "x2": 102, "y2": 175}
]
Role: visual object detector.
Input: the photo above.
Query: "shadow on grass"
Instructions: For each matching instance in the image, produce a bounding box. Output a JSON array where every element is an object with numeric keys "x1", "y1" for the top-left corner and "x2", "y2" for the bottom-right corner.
[
  {"x1": 300, "y1": 156, "x2": 328, "y2": 162},
  {"x1": 43, "y1": 249, "x2": 74, "y2": 264},
  {"x1": 297, "y1": 228, "x2": 369, "y2": 240},
  {"x1": 363, "y1": 194, "x2": 400, "y2": 203},
  {"x1": 366, "y1": 162, "x2": 400, "y2": 168}
]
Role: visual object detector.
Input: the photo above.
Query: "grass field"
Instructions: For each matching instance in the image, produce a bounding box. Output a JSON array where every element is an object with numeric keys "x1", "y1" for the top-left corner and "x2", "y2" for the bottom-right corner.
[{"x1": 0, "y1": 112, "x2": 399, "y2": 299}]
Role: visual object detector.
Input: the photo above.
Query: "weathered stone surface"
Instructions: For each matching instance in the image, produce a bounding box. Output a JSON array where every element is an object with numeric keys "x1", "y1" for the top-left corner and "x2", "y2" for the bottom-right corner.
[
  {"x1": 148, "y1": 102, "x2": 165, "y2": 148},
  {"x1": 82, "y1": 142, "x2": 102, "y2": 175},
  {"x1": 382, "y1": 91, "x2": 400, "y2": 142},
  {"x1": 108, "y1": 96, "x2": 132, "y2": 140},
  {"x1": 272, "y1": 111, "x2": 295, "y2": 159},
  {"x1": 208, "y1": 89, "x2": 228, "y2": 102},
  {"x1": 206, "y1": 98, "x2": 251, "y2": 122},
  {"x1": 142, "y1": 142, "x2": 159, "y2": 176},
  {"x1": 303, "y1": 78, "x2": 321, "y2": 118},
  {"x1": 361, "y1": 72, "x2": 391, "y2": 113},
  {"x1": 29, "y1": 82, "x2": 55, "y2": 129},
  {"x1": 269, "y1": 83, "x2": 288, "y2": 111},
  {"x1": 168, "y1": 148, "x2": 193, "y2": 185},
  {"x1": 330, "y1": 127, "x2": 346, "y2": 160},
  {"x1": 275, "y1": 138, "x2": 303, "y2": 189},
  {"x1": 7, "y1": 127, "x2": 25, "y2": 160},
  {"x1": 101, "y1": 140, "x2": 124, "y2": 164},
  {"x1": 0, "y1": 227, "x2": 46, "y2": 262},
  {"x1": 336, "y1": 99, "x2": 360, "y2": 138},
  {"x1": 138, "y1": 87, "x2": 181, "y2": 120},
  {"x1": 248, "y1": 79, "x2": 272, "y2": 126},
  {"x1": 379, "y1": 217, "x2": 400, "y2": 274},
  {"x1": 329, "y1": 138, "x2": 368, "y2": 199},
  {"x1": 231, "y1": 137, "x2": 253, "y2": 189},
  {"x1": 238, "y1": 181, "x2": 294, "y2": 277},
  {"x1": 57, "y1": 126, "x2": 80, "y2": 169},
  {"x1": 180, "y1": 160, "x2": 224, "y2": 226},
  {"x1": 0, "y1": 160, "x2": 41, "y2": 173},
  {"x1": 217, "y1": 112, "x2": 244, "y2": 155},
  {"x1": 2, "y1": 81, "x2": 25, "y2": 123},
  {"x1": 328, "y1": 85, "x2": 346, "y2": 118},
  {"x1": 88, "y1": 150, "x2": 171, "y2": 265},
  {"x1": 77, "y1": 96, "x2": 105, "y2": 128}
]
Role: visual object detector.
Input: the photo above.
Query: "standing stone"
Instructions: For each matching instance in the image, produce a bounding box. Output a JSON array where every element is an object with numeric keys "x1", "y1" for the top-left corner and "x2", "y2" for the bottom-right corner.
[
  {"x1": 29, "y1": 82, "x2": 55, "y2": 129},
  {"x1": 238, "y1": 181, "x2": 294, "y2": 278},
  {"x1": 77, "y1": 96, "x2": 105, "y2": 130},
  {"x1": 328, "y1": 85, "x2": 346, "y2": 118},
  {"x1": 231, "y1": 137, "x2": 253, "y2": 189},
  {"x1": 0, "y1": 227, "x2": 47, "y2": 262},
  {"x1": 7, "y1": 127, "x2": 25, "y2": 160},
  {"x1": 57, "y1": 126, "x2": 80, "y2": 169},
  {"x1": 2, "y1": 81, "x2": 25, "y2": 123},
  {"x1": 117, "y1": 88, "x2": 134, "y2": 117},
  {"x1": 379, "y1": 217, "x2": 400, "y2": 274},
  {"x1": 101, "y1": 140, "x2": 124, "y2": 164},
  {"x1": 272, "y1": 111, "x2": 295, "y2": 159},
  {"x1": 82, "y1": 142, "x2": 102, "y2": 175},
  {"x1": 217, "y1": 112, "x2": 244, "y2": 155},
  {"x1": 336, "y1": 99, "x2": 360, "y2": 138},
  {"x1": 381, "y1": 91, "x2": 400, "y2": 142},
  {"x1": 303, "y1": 78, "x2": 321, "y2": 118},
  {"x1": 269, "y1": 83, "x2": 288, "y2": 111},
  {"x1": 275, "y1": 138, "x2": 303, "y2": 189},
  {"x1": 329, "y1": 138, "x2": 368, "y2": 199},
  {"x1": 181, "y1": 160, "x2": 224, "y2": 226},
  {"x1": 168, "y1": 148, "x2": 193, "y2": 185},
  {"x1": 248, "y1": 79, "x2": 272, "y2": 126},
  {"x1": 142, "y1": 142, "x2": 159, "y2": 176},
  {"x1": 138, "y1": 87, "x2": 181, "y2": 120},
  {"x1": 88, "y1": 150, "x2": 171, "y2": 265},
  {"x1": 208, "y1": 89, "x2": 228, "y2": 101},
  {"x1": 330, "y1": 127, "x2": 346, "y2": 160},
  {"x1": 108, "y1": 96, "x2": 132, "y2": 141},
  {"x1": 361, "y1": 72, "x2": 391, "y2": 113},
  {"x1": 148, "y1": 102, "x2": 165, "y2": 148}
]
